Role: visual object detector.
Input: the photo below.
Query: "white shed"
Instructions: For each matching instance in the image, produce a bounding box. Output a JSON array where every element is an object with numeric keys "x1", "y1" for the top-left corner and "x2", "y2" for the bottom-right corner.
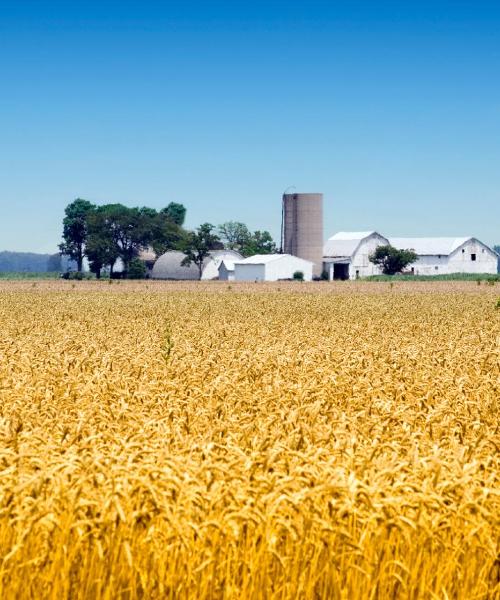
[
  {"x1": 218, "y1": 259, "x2": 236, "y2": 281},
  {"x1": 323, "y1": 231, "x2": 389, "y2": 279},
  {"x1": 234, "y1": 254, "x2": 314, "y2": 282},
  {"x1": 389, "y1": 237, "x2": 499, "y2": 275}
]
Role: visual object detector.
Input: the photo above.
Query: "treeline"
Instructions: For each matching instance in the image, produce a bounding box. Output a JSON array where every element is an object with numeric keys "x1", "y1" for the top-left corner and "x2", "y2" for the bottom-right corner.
[
  {"x1": 60, "y1": 199, "x2": 276, "y2": 278},
  {"x1": 0, "y1": 251, "x2": 69, "y2": 273}
]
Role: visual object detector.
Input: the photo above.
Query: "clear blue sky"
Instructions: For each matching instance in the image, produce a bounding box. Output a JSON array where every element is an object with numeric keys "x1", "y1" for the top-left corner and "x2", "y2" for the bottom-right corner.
[{"x1": 1, "y1": 1, "x2": 499, "y2": 252}]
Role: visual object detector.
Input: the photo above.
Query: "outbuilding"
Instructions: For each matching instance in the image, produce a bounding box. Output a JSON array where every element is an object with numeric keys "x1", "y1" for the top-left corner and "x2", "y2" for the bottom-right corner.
[
  {"x1": 234, "y1": 254, "x2": 314, "y2": 282},
  {"x1": 218, "y1": 259, "x2": 236, "y2": 281},
  {"x1": 389, "y1": 237, "x2": 499, "y2": 275}
]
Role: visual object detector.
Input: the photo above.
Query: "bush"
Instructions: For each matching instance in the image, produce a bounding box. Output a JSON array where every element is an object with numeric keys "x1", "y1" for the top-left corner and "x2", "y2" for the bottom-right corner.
[
  {"x1": 127, "y1": 259, "x2": 147, "y2": 280},
  {"x1": 293, "y1": 271, "x2": 304, "y2": 281}
]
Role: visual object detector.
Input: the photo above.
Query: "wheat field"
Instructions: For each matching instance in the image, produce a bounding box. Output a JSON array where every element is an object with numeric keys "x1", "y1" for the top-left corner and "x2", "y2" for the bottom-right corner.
[{"x1": 0, "y1": 280, "x2": 498, "y2": 599}]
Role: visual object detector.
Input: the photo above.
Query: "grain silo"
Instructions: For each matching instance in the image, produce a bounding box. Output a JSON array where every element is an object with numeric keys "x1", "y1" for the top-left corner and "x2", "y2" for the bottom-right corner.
[{"x1": 282, "y1": 193, "x2": 323, "y2": 276}]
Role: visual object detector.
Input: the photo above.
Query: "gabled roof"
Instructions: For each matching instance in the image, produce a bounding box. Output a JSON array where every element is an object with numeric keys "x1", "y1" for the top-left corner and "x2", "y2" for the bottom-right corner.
[
  {"x1": 389, "y1": 237, "x2": 471, "y2": 256},
  {"x1": 219, "y1": 259, "x2": 236, "y2": 271},
  {"x1": 235, "y1": 253, "x2": 313, "y2": 265},
  {"x1": 323, "y1": 231, "x2": 388, "y2": 258}
]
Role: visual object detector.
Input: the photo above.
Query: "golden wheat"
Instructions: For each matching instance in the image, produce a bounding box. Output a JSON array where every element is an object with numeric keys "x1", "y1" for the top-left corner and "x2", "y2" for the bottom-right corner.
[{"x1": 0, "y1": 280, "x2": 498, "y2": 599}]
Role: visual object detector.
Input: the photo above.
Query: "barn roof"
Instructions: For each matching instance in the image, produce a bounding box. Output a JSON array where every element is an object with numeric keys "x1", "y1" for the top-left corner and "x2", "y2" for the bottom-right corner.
[
  {"x1": 323, "y1": 232, "x2": 387, "y2": 258},
  {"x1": 389, "y1": 237, "x2": 471, "y2": 256},
  {"x1": 235, "y1": 254, "x2": 313, "y2": 265}
]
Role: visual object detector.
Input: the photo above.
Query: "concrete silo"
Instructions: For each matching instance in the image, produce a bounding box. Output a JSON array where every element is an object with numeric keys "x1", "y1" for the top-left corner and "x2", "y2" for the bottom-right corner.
[{"x1": 282, "y1": 193, "x2": 323, "y2": 276}]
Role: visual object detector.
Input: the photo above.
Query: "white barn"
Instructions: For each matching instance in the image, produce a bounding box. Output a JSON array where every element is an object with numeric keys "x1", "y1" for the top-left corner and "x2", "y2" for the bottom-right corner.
[
  {"x1": 234, "y1": 254, "x2": 314, "y2": 282},
  {"x1": 323, "y1": 231, "x2": 389, "y2": 279},
  {"x1": 389, "y1": 237, "x2": 499, "y2": 276}
]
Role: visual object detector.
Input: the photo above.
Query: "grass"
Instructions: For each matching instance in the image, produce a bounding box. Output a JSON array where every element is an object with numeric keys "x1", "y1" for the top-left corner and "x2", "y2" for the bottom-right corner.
[
  {"x1": 0, "y1": 271, "x2": 61, "y2": 280},
  {"x1": 363, "y1": 272, "x2": 500, "y2": 282}
]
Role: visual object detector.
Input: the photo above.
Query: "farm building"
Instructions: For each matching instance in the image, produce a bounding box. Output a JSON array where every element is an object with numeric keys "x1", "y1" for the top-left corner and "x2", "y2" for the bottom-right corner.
[
  {"x1": 389, "y1": 237, "x2": 499, "y2": 275},
  {"x1": 322, "y1": 231, "x2": 389, "y2": 279},
  {"x1": 234, "y1": 254, "x2": 314, "y2": 282},
  {"x1": 218, "y1": 259, "x2": 236, "y2": 281},
  {"x1": 151, "y1": 250, "x2": 242, "y2": 280}
]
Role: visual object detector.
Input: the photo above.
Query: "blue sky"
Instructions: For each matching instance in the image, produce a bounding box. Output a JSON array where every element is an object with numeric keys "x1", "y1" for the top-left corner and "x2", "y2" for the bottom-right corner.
[{"x1": 1, "y1": 1, "x2": 499, "y2": 252}]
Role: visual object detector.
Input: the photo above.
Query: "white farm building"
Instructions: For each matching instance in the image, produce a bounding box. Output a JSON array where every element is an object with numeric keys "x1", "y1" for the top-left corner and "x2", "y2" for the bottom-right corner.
[
  {"x1": 389, "y1": 237, "x2": 499, "y2": 276},
  {"x1": 321, "y1": 232, "x2": 498, "y2": 279},
  {"x1": 323, "y1": 232, "x2": 390, "y2": 280},
  {"x1": 218, "y1": 259, "x2": 236, "y2": 281},
  {"x1": 234, "y1": 254, "x2": 314, "y2": 282}
]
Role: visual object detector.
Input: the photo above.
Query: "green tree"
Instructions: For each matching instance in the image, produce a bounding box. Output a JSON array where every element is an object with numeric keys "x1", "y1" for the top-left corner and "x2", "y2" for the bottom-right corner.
[
  {"x1": 162, "y1": 202, "x2": 187, "y2": 226},
  {"x1": 127, "y1": 258, "x2": 147, "y2": 279},
  {"x1": 181, "y1": 223, "x2": 220, "y2": 279},
  {"x1": 85, "y1": 208, "x2": 120, "y2": 278},
  {"x1": 369, "y1": 245, "x2": 418, "y2": 275},
  {"x1": 218, "y1": 222, "x2": 276, "y2": 257},
  {"x1": 218, "y1": 221, "x2": 251, "y2": 251},
  {"x1": 59, "y1": 199, "x2": 95, "y2": 272},
  {"x1": 96, "y1": 204, "x2": 152, "y2": 275},
  {"x1": 243, "y1": 230, "x2": 276, "y2": 257},
  {"x1": 150, "y1": 209, "x2": 187, "y2": 257}
]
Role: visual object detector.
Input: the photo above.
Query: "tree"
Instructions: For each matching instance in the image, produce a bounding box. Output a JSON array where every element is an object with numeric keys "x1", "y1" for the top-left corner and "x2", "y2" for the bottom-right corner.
[
  {"x1": 85, "y1": 208, "x2": 120, "y2": 278},
  {"x1": 218, "y1": 221, "x2": 251, "y2": 251},
  {"x1": 162, "y1": 202, "x2": 187, "y2": 226},
  {"x1": 95, "y1": 204, "x2": 152, "y2": 275},
  {"x1": 243, "y1": 230, "x2": 276, "y2": 256},
  {"x1": 369, "y1": 245, "x2": 418, "y2": 275},
  {"x1": 150, "y1": 209, "x2": 187, "y2": 257},
  {"x1": 181, "y1": 223, "x2": 220, "y2": 279},
  {"x1": 218, "y1": 222, "x2": 276, "y2": 257},
  {"x1": 127, "y1": 258, "x2": 147, "y2": 279},
  {"x1": 59, "y1": 199, "x2": 95, "y2": 272}
]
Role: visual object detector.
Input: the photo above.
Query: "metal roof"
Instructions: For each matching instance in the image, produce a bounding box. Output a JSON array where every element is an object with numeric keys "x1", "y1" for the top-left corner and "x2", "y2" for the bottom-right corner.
[
  {"x1": 389, "y1": 237, "x2": 471, "y2": 256},
  {"x1": 235, "y1": 253, "x2": 313, "y2": 265},
  {"x1": 323, "y1": 232, "x2": 387, "y2": 258}
]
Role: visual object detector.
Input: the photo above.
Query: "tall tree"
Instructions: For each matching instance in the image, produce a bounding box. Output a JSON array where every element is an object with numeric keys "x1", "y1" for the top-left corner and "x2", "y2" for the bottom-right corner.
[
  {"x1": 243, "y1": 230, "x2": 276, "y2": 256},
  {"x1": 369, "y1": 245, "x2": 418, "y2": 275},
  {"x1": 96, "y1": 204, "x2": 153, "y2": 274},
  {"x1": 85, "y1": 207, "x2": 120, "y2": 278},
  {"x1": 218, "y1": 221, "x2": 251, "y2": 251},
  {"x1": 59, "y1": 199, "x2": 95, "y2": 271},
  {"x1": 162, "y1": 202, "x2": 187, "y2": 226},
  {"x1": 150, "y1": 209, "x2": 187, "y2": 257},
  {"x1": 181, "y1": 223, "x2": 220, "y2": 278}
]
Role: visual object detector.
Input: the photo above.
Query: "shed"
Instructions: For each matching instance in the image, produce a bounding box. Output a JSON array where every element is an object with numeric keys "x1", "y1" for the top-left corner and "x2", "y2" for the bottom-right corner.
[
  {"x1": 234, "y1": 254, "x2": 314, "y2": 282},
  {"x1": 218, "y1": 259, "x2": 236, "y2": 281}
]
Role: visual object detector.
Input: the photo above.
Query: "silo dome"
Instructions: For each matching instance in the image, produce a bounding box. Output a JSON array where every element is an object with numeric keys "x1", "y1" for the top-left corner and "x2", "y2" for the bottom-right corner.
[
  {"x1": 151, "y1": 251, "x2": 201, "y2": 280},
  {"x1": 201, "y1": 250, "x2": 243, "y2": 280},
  {"x1": 151, "y1": 249, "x2": 243, "y2": 280}
]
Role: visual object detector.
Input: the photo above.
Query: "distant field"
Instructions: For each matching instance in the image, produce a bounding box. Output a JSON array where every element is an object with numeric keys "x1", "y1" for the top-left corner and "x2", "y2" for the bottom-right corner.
[{"x1": 0, "y1": 281, "x2": 498, "y2": 599}]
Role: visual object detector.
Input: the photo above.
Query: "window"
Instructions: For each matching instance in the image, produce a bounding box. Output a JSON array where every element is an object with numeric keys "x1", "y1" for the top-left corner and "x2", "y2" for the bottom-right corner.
[
  {"x1": 462, "y1": 249, "x2": 465, "y2": 253},
  {"x1": 471, "y1": 254, "x2": 476, "y2": 261},
  {"x1": 482, "y1": 249, "x2": 485, "y2": 253},
  {"x1": 435, "y1": 266, "x2": 439, "y2": 270}
]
